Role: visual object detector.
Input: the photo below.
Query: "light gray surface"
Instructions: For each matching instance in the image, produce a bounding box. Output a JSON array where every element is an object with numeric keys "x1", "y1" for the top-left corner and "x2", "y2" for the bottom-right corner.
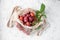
[{"x1": 0, "y1": 0, "x2": 60, "y2": 40}]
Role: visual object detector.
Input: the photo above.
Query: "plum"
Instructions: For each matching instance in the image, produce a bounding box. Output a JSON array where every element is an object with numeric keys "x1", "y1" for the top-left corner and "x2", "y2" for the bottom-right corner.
[
  {"x1": 19, "y1": 16, "x2": 24, "y2": 21},
  {"x1": 28, "y1": 16, "x2": 34, "y2": 22},
  {"x1": 30, "y1": 12, "x2": 35, "y2": 17},
  {"x1": 26, "y1": 14, "x2": 31, "y2": 17},
  {"x1": 24, "y1": 16, "x2": 28, "y2": 22},
  {"x1": 26, "y1": 22, "x2": 31, "y2": 26}
]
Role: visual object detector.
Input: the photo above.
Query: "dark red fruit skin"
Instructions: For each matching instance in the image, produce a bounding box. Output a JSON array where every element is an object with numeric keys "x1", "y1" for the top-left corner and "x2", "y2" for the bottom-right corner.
[
  {"x1": 19, "y1": 16, "x2": 24, "y2": 21},
  {"x1": 28, "y1": 16, "x2": 34, "y2": 22},
  {"x1": 18, "y1": 15, "x2": 20, "y2": 18},
  {"x1": 26, "y1": 22, "x2": 31, "y2": 26},
  {"x1": 24, "y1": 16, "x2": 28, "y2": 22},
  {"x1": 30, "y1": 12, "x2": 35, "y2": 17},
  {"x1": 24, "y1": 13, "x2": 31, "y2": 17},
  {"x1": 26, "y1": 14, "x2": 31, "y2": 17}
]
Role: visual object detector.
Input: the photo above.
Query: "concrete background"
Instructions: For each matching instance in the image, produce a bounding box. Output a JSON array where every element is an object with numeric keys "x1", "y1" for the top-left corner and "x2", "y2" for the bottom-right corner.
[{"x1": 0, "y1": 0, "x2": 60, "y2": 40}]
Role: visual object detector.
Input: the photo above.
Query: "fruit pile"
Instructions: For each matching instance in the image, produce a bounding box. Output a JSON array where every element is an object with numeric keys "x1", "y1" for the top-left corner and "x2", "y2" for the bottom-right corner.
[{"x1": 18, "y1": 12, "x2": 36, "y2": 26}]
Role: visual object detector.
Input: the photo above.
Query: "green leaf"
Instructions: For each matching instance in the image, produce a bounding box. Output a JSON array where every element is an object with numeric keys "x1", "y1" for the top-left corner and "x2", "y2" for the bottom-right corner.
[
  {"x1": 42, "y1": 14, "x2": 47, "y2": 18},
  {"x1": 35, "y1": 3, "x2": 46, "y2": 23},
  {"x1": 42, "y1": 12, "x2": 47, "y2": 18},
  {"x1": 38, "y1": 16, "x2": 41, "y2": 22},
  {"x1": 36, "y1": 10, "x2": 40, "y2": 13},
  {"x1": 40, "y1": 3, "x2": 45, "y2": 13},
  {"x1": 35, "y1": 10, "x2": 40, "y2": 18}
]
